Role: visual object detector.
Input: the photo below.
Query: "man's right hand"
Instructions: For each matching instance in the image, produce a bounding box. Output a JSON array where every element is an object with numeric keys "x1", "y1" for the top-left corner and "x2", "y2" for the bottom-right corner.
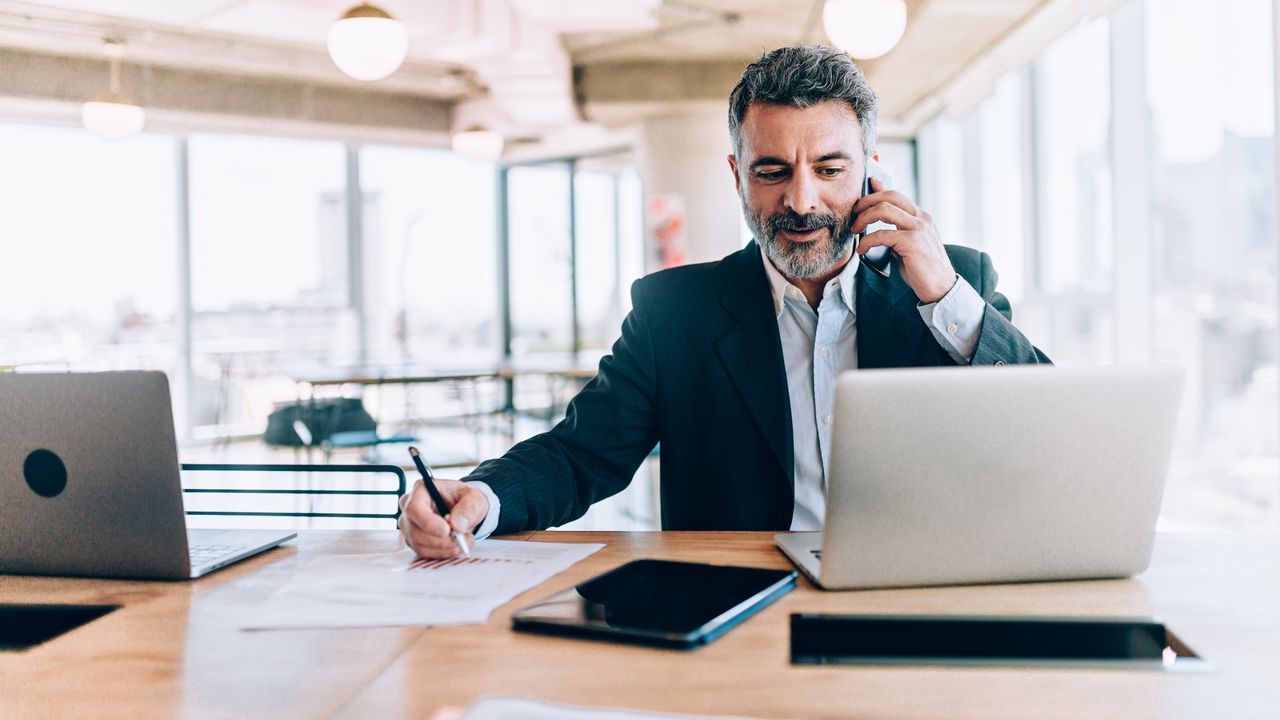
[{"x1": 398, "y1": 478, "x2": 490, "y2": 559}]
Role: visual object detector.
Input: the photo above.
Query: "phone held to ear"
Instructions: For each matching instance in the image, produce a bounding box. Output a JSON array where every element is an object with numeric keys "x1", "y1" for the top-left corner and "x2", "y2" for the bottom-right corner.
[{"x1": 857, "y1": 157, "x2": 896, "y2": 278}]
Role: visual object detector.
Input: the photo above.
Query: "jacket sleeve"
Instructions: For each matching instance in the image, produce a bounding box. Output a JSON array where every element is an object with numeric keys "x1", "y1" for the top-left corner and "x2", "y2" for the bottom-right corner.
[
  {"x1": 967, "y1": 250, "x2": 1053, "y2": 366},
  {"x1": 462, "y1": 281, "x2": 661, "y2": 534}
]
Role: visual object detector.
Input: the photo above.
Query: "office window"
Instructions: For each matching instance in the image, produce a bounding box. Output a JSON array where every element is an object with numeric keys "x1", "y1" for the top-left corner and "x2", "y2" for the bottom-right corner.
[
  {"x1": 505, "y1": 159, "x2": 646, "y2": 357},
  {"x1": 873, "y1": 139, "x2": 918, "y2": 209},
  {"x1": 915, "y1": 114, "x2": 966, "y2": 248},
  {"x1": 618, "y1": 166, "x2": 646, "y2": 315},
  {"x1": 573, "y1": 157, "x2": 646, "y2": 352},
  {"x1": 507, "y1": 163, "x2": 574, "y2": 356},
  {"x1": 977, "y1": 71, "x2": 1027, "y2": 304},
  {"x1": 187, "y1": 134, "x2": 351, "y2": 433},
  {"x1": 359, "y1": 144, "x2": 499, "y2": 365},
  {"x1": 1032, "y1": 16, "x2": 1114, "y2": 365},
  {"x1": 574, "y1": 168, "x2": 621, "y2": 351},
  {"x1": 1038, "y1": 18, "x2": 1113, "y2": 293},
  {"x1": 1146, "y1": 0, "x2": 1278, "y2": 528},
  {"x1": 0, "y1": 122, "x2": 178, "y2": 379}
]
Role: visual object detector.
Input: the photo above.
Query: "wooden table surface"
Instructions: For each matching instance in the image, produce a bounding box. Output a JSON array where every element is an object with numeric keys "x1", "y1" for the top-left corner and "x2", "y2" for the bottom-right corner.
[{"x1": 2, "y1": 531, "x2": 1277, "y2": 719}]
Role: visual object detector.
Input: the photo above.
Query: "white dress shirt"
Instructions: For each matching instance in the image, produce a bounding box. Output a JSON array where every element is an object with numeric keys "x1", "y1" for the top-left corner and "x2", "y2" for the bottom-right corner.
[{"x1": 759, "y1": 248, "x2": 987, "y2": 529}]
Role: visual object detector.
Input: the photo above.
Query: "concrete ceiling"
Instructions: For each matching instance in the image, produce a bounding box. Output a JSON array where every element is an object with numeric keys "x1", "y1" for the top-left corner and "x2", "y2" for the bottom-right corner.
[
  {"x1": 0, "y1": 0, "x2": 1079, "y2": 140},
  {"x1": 565, "y1": 0, "x2": 1050, "y2": 133}
]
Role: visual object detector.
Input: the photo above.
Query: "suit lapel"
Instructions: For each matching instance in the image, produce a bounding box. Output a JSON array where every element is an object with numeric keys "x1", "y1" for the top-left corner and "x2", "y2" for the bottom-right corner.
[
  {"x1": 856, "y1": 264, "x2": 929, "y2": 368},
  {"x1": 713, "y1": 243, "x2": 793, "y2": 481}
]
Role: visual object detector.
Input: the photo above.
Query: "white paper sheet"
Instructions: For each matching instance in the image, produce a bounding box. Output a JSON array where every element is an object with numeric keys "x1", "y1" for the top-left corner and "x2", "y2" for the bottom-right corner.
[
  {"x1": 242, "y1": 539, "x2": 604, "y2": 630},
  {"x1": 461, "y1": 698, "x2": 753, "y2": 720}
]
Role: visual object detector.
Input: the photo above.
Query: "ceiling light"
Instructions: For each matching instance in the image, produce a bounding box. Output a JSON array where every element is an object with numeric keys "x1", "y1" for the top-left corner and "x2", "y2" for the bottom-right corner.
[
  {"x1": 822, "y1": 0, "x2": 909, "y2": 60},
  {"x1": 451, "y1": 127, "x2": 504, "y2": 161},
  {"x1": 327, "y1": 4, "x2": 409, "y2": 81},
  {"x1": 82, "y1": 40, "x2": 145, "y2": 141}
]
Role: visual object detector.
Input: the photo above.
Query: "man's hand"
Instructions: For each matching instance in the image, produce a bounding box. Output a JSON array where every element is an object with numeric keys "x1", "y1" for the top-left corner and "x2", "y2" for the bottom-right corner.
[
  {"x1": 398, "y1": 478, "x2": 490, "y2": 559},
  {"x1": 851, "y1": 175, "x2": 957, "y2": 304}
]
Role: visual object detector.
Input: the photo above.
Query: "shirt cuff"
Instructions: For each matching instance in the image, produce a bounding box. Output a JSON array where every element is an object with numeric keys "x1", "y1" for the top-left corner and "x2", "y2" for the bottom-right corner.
[
  {"x1": 917, "y1": 275, "x2": 985, "y2": 364},
  {"x1": 466, "y1": 480, "x2": 501, "y2": 540}
]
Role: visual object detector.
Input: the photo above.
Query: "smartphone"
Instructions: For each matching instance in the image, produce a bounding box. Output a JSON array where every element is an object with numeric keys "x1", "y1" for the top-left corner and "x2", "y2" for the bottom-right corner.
[
  {"x1": 857, "y1": 157, "x2": 896, "y2": 277},
  {"x1": 789, "y1": 614, "x2": 1206, "y2": 669}
]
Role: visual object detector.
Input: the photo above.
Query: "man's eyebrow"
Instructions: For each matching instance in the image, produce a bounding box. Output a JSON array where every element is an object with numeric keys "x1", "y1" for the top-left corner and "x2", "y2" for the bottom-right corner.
[
  {"x1": 748, "y1": 152, "x2": 855, "y2": 170},
  {"x1": 748, "y1": 156, "x2": 789, "y2": 170}
]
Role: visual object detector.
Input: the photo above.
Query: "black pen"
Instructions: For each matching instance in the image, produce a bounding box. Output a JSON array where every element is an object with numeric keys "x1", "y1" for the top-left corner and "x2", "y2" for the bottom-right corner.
[{"x1": 408, "y1": 446, "x2": 470, "y2": 557}]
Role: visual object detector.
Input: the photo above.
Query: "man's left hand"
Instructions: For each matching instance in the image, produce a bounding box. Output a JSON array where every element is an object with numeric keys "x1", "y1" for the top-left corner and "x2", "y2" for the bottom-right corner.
[{"x1": 851, "y1": 175, "x2": 957, "y2": 304}]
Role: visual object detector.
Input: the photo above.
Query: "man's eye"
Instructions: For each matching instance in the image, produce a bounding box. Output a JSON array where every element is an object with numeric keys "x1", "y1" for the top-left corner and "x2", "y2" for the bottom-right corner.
[
  {"x1": 755, "y1": 169, "x2": 787, "y2": 181},
  {"x1": 817, "y1": 167, "x2": 845, "y2": 177}
]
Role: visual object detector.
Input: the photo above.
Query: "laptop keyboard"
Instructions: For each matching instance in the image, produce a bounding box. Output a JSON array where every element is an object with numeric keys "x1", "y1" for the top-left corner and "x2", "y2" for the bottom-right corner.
[{"x1": 189, "y1": 544, "x2": 247, "y2": 566}]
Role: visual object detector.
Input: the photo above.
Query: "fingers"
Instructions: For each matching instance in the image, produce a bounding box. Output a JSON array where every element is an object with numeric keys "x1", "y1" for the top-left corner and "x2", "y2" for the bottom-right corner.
[
  {"x1": 854, "y1": 177, "x2": 920, "y2": 218},
  {"x1": 851, "y1": 200, "x2": 918, "y2": 236},
  {"x1": 444, "y1": 485, "x2": 489, "y2": 534},
  {"x1": 407, "y1": 523, "x2": 475, "y2": 559},
  {"x1": 398, "y1": 479, "x2": 489, "y2": 559},
  {"x1": 855, "y1": 229, "x2": 905, "y2": 256}
]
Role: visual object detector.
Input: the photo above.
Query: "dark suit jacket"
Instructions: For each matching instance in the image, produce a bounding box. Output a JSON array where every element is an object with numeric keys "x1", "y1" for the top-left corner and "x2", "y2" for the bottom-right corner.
[{"x1": 467, "y1": 241, "x2": 1050, "y2": 534}]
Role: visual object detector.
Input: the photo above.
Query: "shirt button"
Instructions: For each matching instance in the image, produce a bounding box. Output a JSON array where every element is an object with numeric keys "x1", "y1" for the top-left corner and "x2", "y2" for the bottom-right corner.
[
  {"x1": 819, "y1": 348, "x2": 829, "y2": 358},
  {"x1": 825, "y1": 415, "x2": 834, "y2": 425},
  {"x1": 995, "y1": 360, "x2": 1006, "y2": 367},
  {"x1": 947, "y1": 322, "x2": 958, "y2": 334}
]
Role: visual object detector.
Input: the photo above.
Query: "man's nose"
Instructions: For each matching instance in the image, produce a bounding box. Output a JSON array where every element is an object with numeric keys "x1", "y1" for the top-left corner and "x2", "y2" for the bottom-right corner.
[{"x1": 782, "y1": 173, "x2": 819, "y2": 214}]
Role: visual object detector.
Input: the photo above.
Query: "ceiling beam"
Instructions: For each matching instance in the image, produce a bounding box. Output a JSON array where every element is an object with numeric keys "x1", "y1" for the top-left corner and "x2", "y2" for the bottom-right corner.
[{"x1": 0, "y1": 45, "x2": 453, "y2": 143}]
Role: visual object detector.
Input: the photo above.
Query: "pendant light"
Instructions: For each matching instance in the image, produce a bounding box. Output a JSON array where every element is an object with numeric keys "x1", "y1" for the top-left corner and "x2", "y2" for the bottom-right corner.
[
  {"x1": 82, "y1": 40, "x2": 145, "y2": 141},
  {"x1": 451, "y1": 127, "x2": 504, "y2": 161},
  {"x1": 822, "y1": 0, "x2": 908, "y2": 60},
  {"x1": 327, "y1": 3, "x2": 409, "y2": 81}
]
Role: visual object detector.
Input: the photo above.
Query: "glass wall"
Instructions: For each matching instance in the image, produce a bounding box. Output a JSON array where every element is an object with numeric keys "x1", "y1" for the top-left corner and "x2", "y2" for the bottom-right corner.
[
  {"x1": 0, "y1": 118, "x2": 644, "y2": 439},
  {"x1": 1145, "y1": 0, "x2": 1277, "y2": 527},
  {"x1": 359, "y1": 144, "x2": 500, "y2": 366},
  {"x1": 187, "y1": 134, "x2": 352, "y2": 433},
  {"x1": 503, "y1": 157, "x2": 646, "y2": 357},
  {"x1": 976, "y1": 72, "x2": 1028, "y2": 305},
  {"x1": 1033, "y1": 16, "x2": 1116, "y2": 366},
  {"x1": 507, "y1": 163, "x2": 574, "y2": 356},
  {"x1": 0, "y1": 124, "x2": 178, "y2": 378},
  {"x1": 916, "y1": 114, "x2": 966, "y2": 249},
  {"x1": 916, "y1": 0, "x2": 1278, "y2": 529}
]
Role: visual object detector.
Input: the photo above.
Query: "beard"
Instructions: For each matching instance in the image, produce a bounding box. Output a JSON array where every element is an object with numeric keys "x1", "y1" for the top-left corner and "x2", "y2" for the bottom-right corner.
[{"x1": 744, "y1": 202, "x2": 857, "y2": 280}]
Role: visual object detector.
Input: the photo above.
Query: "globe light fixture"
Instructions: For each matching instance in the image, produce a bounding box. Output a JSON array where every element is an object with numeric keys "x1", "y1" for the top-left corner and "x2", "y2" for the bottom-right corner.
[
  {"x1": 327, "y1": 3, "x2": 409, "y2": 81},
  {"x1": 451, "y1": 127, "x2": 504, "y2": 161},
  {"x1": 822, "y1": 0, "x2": 908, "y2": 60},
  {"x1": 82, "y1": 40, "x2": 145, "y2": 141}
]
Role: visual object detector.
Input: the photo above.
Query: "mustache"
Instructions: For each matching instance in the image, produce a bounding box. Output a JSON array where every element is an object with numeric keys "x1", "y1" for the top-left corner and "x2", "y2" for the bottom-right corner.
[{"x1": 767, "y1": 210, "x2": 841, "y2": 237}]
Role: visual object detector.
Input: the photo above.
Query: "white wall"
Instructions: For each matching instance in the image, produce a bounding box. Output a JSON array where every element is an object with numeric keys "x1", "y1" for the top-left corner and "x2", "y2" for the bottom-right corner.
[{"x1": 634, "y1": 108, "x2": 744, "y2": 267}]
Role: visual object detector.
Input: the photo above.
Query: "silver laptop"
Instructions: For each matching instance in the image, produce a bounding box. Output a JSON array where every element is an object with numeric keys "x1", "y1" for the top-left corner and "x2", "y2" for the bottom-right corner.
[
  {"x1": 0, "y1": 371, "x2": 295, "y2": 580},
  {"x1": 776, "y1": 364, "x2": 1183, "y2": 590}
]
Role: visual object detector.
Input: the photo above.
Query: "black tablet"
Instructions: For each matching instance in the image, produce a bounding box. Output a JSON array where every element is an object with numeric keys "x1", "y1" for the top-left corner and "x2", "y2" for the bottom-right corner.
[{"x1": 511, "y1": 559, "x2": 797, "y2": 649}]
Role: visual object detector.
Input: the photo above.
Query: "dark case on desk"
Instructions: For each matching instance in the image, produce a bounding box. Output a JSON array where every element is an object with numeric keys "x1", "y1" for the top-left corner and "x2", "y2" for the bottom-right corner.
[{"x1": 263, "y1": 397, "x2": 376, "y2": 446}]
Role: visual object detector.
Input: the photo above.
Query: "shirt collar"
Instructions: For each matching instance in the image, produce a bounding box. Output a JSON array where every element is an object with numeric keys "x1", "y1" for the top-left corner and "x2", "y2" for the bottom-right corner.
[{"x1": 759, "y1": 245, "x2": 859, "y2": 318}]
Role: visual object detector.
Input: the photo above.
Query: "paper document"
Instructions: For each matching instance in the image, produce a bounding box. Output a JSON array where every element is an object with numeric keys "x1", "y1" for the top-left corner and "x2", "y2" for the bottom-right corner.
[
  {"x1": 243, "y1": 539, "x2": 603, "y2": 630},
  {"x1": 461, "y1": 698, "x2": 753, "y2": 720}
]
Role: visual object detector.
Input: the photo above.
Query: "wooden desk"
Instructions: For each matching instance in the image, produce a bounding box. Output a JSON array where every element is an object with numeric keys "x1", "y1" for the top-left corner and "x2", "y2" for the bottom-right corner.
[{"x1": 2, "y1": 531, "x2": 1277, "y2": 719}]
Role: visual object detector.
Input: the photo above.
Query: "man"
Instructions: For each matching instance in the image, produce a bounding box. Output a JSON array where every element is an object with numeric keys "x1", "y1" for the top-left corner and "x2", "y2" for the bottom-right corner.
[{"x1": 401, "y1": 45, "x2": 1050, "y2": 558}]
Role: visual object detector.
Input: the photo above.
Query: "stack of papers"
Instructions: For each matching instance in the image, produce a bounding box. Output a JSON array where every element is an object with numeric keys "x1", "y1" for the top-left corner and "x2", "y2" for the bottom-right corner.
[{"x1": 243, "y1": 539, "x2": 603, "y2": 630}]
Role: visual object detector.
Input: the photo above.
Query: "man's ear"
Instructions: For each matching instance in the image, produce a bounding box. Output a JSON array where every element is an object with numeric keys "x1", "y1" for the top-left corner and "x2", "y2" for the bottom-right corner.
[{"x1": 727, "y1": 153, "x2": 741, "y2": 194}]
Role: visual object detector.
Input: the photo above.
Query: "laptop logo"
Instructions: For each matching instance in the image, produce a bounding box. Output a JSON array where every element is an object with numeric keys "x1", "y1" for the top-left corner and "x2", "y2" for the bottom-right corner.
[{"x1": 23, "y1": 449, "x2": 67, "y2": 498}]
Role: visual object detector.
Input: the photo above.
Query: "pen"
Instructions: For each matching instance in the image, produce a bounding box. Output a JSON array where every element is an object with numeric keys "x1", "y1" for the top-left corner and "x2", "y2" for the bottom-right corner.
[{"x1": 408, "y1": 446, "x2": 470, "y2": 557}]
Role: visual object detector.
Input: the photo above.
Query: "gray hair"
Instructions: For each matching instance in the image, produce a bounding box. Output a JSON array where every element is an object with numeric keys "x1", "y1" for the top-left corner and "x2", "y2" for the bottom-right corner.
[{"x1": 728, "y1": 45, "x2": 879, "y2": 158}]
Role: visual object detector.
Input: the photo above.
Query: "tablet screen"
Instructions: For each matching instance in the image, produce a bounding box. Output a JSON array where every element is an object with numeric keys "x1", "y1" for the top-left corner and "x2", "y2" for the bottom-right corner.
[{"x1": 512, "y1": 559, "x2": 796, "y2": 647}]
